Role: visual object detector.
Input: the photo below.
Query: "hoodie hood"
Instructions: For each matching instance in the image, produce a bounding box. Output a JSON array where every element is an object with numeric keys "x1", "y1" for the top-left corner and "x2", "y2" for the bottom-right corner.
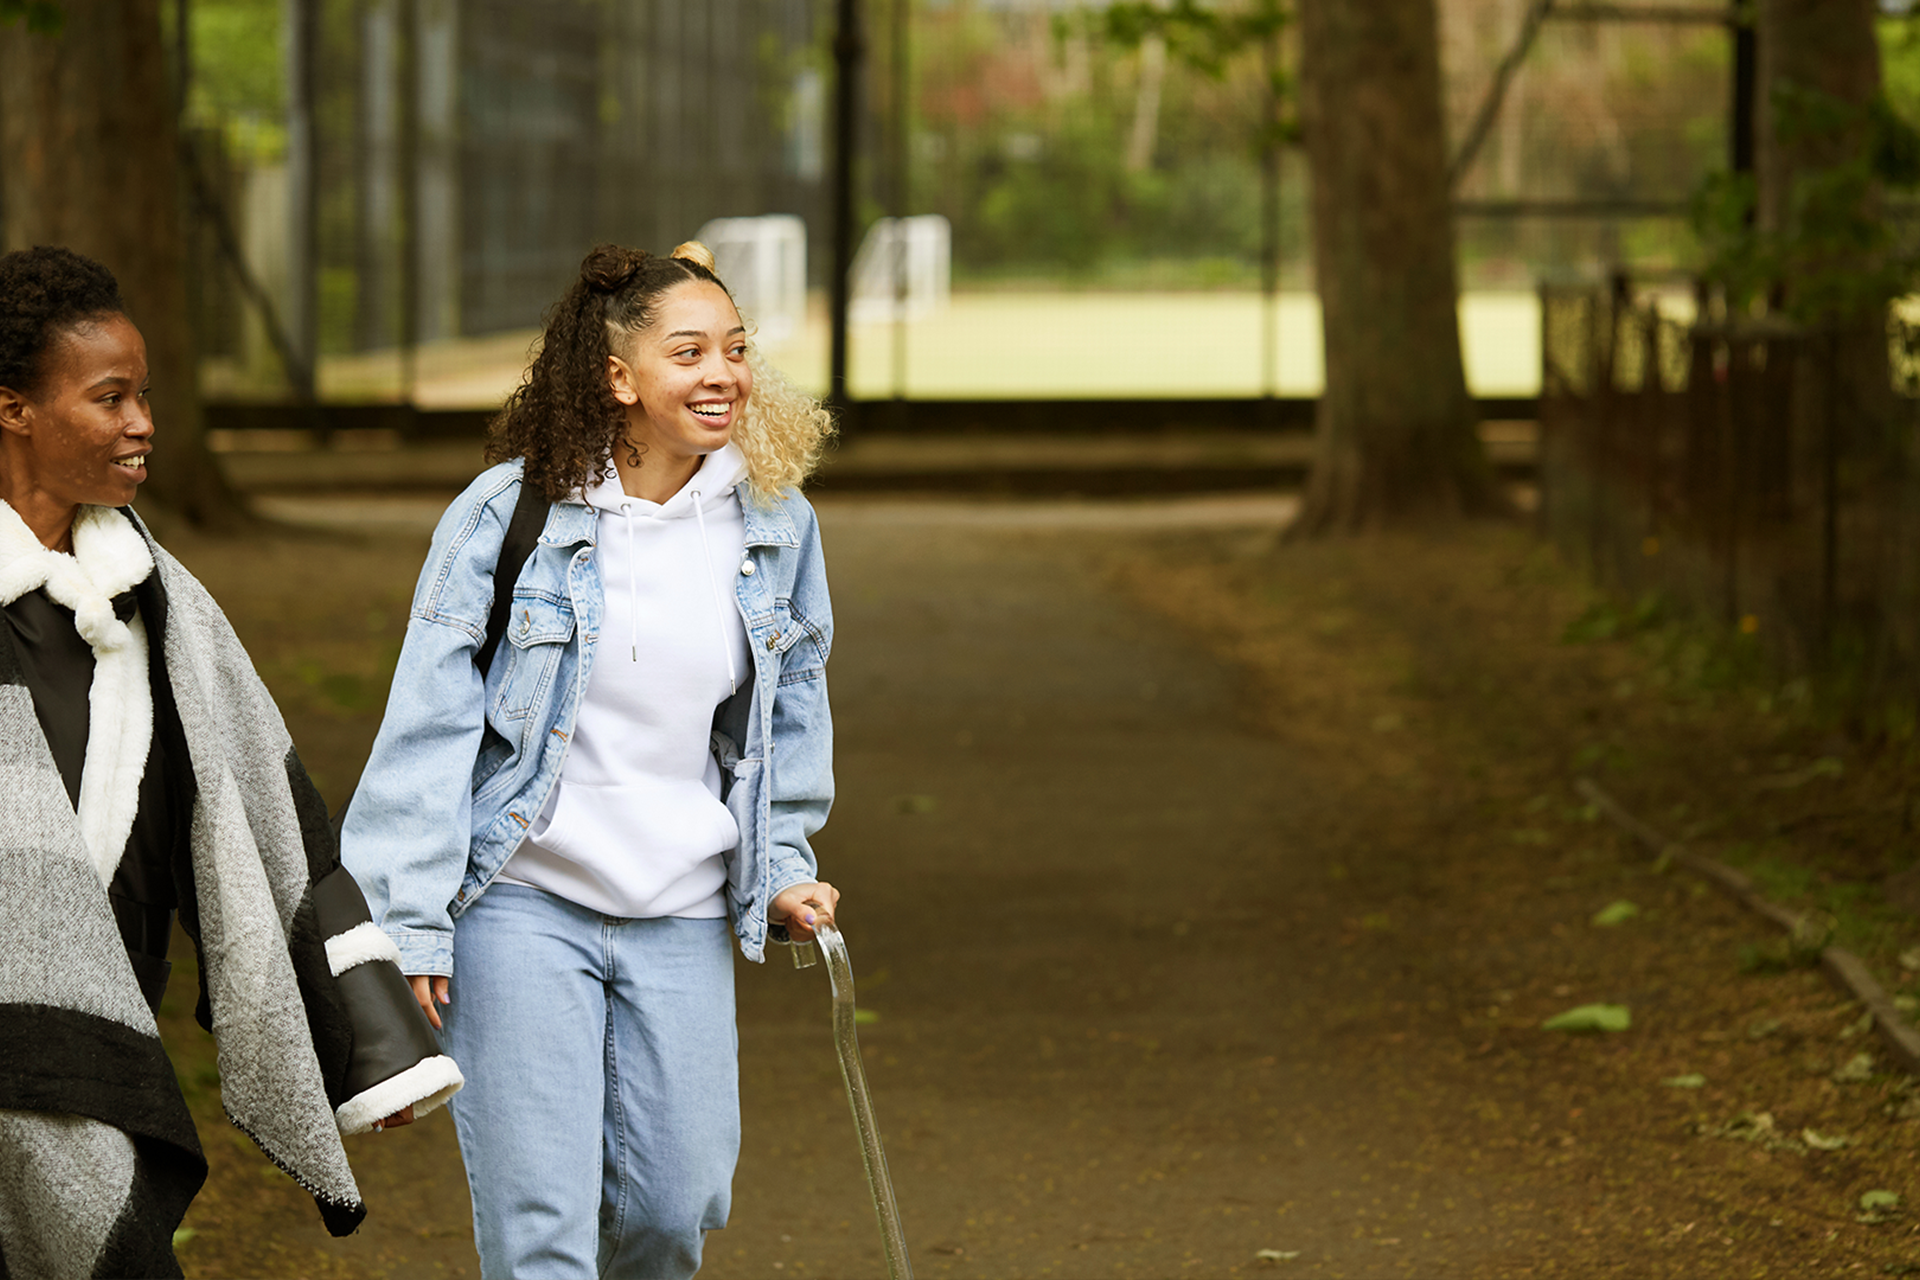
[{"x1": 582, "y1": 442, "x2": 748, "y2": 518}]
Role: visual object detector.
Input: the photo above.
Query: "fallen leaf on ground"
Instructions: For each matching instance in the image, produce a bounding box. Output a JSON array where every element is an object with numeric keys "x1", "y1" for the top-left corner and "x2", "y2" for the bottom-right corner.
[
  {"x1": 1542, "y1": 1003, "x2": 1631, "y2": 1033},
  {"x1": 1801, "y1": 1128, "x2": 1851, "y2": 1150},
  {"x1": 1699, "y1": 1110, "x2": 1808, "y2": 1153},
  {"x1": 1592, "y1": 900, "x2": 1640, "y2": 927},
  {"x1": 1661, "y1": 1073, "x2": 1706, "y2": 1089},
  {"x1": 1833, "y1": 1053, "x2": 1876, "y2": 1084},
  {"x1": 1858, "y1": 1189, "x2": 1902, "y2": 1224}
]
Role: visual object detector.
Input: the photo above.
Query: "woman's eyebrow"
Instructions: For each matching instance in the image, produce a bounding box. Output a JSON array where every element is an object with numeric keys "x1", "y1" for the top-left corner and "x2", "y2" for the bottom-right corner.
[{"x1": 665, "y1": 326, "x2": 748, "y2": 340}]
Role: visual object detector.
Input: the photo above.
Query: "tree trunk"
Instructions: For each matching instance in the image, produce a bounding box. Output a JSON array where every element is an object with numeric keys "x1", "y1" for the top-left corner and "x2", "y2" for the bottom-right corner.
[
  {"x1": 1755, "y1": 0, "x2": 1891, "y2": 439},
  {"x1": 1755, "y1": 0, "x2": 1880, "y2": 237},
  {"x1": 1293, "y1": 0, "x2": 1501, "y2": 535},
  {"x1": 0, "y1": 0, "x2": 243, "y2": 528}
]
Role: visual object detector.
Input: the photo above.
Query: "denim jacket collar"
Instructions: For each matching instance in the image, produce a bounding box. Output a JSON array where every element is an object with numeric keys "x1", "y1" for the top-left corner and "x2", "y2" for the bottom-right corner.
[
  {"x1": 739, "y1": 484, "x2": 801, "y2": 549},
  {"x1": 539, "y1": 499, "x2": 598, "y2": 549}
]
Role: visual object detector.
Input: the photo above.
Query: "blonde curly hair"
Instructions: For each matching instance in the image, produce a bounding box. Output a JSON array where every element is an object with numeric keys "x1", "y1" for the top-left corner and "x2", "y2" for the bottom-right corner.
[
  {"x1": 485, "y1": 240, "x2": 835, "y2": 503},
  {"x1": 734, "y1": 347, "x2": 835, "y2": 499}
]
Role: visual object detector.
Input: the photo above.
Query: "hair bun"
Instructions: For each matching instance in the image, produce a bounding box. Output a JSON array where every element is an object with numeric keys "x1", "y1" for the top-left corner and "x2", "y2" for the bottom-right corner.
[
  {"x1": 670, "y1": 241, "x2": 717, "y2": 272},
  {"x1": 581, "y1": 244, "x2": 646, "y2": 293}
]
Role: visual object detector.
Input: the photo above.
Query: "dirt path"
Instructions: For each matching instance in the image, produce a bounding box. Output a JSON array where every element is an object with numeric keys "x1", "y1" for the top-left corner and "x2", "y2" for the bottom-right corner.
[{"x1": 159, "y1": 499, "x2": 1920, "y2": 1278}]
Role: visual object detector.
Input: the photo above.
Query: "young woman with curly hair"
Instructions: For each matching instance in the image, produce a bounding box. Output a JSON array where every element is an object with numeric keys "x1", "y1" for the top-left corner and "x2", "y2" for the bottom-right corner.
[{"x1": 342, "y1": 242, "x2": 841, "y2": 1279}]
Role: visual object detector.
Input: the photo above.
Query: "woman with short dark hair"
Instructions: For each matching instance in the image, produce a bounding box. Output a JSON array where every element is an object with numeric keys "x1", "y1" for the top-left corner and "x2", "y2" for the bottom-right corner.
[{"x1": 0, "y1": 245, "x2": 460, "y2": 1278}]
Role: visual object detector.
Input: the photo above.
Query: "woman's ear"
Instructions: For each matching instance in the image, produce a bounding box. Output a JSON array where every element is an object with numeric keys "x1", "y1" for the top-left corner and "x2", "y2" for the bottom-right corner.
[
  {"x1": 0, "y1": 387, "x2": 32, "y2": 439},
  {"x1": 606, "y1": 354, "x2": 640, "y2": 407}
]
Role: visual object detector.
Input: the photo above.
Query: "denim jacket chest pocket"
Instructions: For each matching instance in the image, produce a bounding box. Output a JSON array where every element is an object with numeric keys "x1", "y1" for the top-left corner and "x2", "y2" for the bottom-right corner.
[
  {"x1": 766, "y1": 598, "x2": 828, "y2": 687},
  {"x1": 492, "y1": 592, "x2": 575, "y2": 720}
]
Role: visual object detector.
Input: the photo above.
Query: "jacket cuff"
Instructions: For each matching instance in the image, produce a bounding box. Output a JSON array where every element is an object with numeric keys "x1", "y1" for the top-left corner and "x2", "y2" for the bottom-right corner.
[
  {"x1": 326, "y1": 921, "x2": 401, "y2": 975},
  {"x1": 391, "y1": 930, "x2": 454, "y2": 978},
  {"x1": 310, "y1": 868, "x2": 464, "y2": 1132},
  {"x1": 327, "y1": 955, "x2": 464, "y2": 1134},
  {"x1": 336, "y1": 1054, "x2": 464, "y2": 1136}
]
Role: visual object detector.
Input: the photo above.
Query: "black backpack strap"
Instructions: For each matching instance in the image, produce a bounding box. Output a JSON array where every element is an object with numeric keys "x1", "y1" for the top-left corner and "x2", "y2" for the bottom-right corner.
[
  {"x1": 477, "y1": 473, "x2": 551, "y2": 679},
  {"x1": 330, "y1": 471, "x2": 552, "y2": 843}
]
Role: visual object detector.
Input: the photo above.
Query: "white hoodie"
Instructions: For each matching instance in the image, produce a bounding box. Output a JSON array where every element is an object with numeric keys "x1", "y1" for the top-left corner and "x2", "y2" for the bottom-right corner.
[{"x1": 499, "y1": 444, "x2": 752, "y2": 918}]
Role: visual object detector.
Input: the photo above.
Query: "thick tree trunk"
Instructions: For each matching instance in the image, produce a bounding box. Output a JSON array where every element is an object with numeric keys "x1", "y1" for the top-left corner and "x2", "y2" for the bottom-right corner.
[
  {"x1": 0, "y1": 0, "x2": 242, "y2": 528},
  {"x1": 1755, "y1": 0, "x2": 1891, "y2": 436},
  {"x1": 1293, "y1": 0, "x2": 1501, "y2": 535},
  {"x1": 1755, "y1": 0, "x2": 1879, "y2": 236}
]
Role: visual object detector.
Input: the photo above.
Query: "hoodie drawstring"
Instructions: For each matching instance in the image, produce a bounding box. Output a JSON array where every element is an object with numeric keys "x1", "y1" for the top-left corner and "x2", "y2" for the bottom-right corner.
[
  {"x1": 621, "y1": 501, "x2": 640, "y2": 661},
  {"x1": 690, "y1": 490, "x2": 740, "y2": 696}
]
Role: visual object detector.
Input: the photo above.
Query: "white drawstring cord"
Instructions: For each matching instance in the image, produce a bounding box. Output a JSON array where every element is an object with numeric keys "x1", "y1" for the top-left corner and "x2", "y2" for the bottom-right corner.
[
  {"x1": 622, "y1": 501, "x2": 638, "y2": 661},
  {"x1": 690, "y1": 490, "x2": 739, "y2": 696}
]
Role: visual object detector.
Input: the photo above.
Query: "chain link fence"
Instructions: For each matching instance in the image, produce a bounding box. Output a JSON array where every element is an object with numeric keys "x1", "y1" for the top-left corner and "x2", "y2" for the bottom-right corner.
[
  {"x1": 188, "y1": 0, "x2": 822, "y2": 404},
  {"x1": 180, "y1": 0, "x2": 1743, "y2": 408}
]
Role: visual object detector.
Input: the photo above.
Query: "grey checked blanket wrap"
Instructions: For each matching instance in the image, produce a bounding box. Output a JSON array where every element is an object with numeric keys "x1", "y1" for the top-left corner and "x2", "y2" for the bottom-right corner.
[{"x1": 0, "y1": 505, "x2": 459, "y2": 1279}]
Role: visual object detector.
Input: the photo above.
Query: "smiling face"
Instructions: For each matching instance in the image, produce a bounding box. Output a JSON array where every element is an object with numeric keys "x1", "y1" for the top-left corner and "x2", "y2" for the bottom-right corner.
[
  {"x1": 607, "y1": 280, "x2": 752, "y2": 486},
  {"x1": 0, "y1": 313, "x2": 154, "y2": 549}
]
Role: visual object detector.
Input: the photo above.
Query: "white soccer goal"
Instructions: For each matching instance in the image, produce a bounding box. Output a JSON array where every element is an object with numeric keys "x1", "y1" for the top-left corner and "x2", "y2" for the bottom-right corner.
[
  {"x1": 695, "y1": 214, "x2": 809, "y2": 349},
  {"x1": 850, "y1": 215, "x2": 951, "y2": 325}
]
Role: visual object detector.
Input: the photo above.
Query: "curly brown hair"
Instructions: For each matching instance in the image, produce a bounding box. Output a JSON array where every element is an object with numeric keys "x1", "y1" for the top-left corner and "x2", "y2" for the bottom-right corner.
[{"x1": 483, "y1": 241, "x2": 837, "y2": 504}]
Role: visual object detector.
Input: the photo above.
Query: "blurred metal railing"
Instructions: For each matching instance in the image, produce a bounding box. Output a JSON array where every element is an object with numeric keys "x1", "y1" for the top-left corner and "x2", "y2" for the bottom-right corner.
[{"x1": 1539, "y1": 275, "x2": 1920, "y2": 704}]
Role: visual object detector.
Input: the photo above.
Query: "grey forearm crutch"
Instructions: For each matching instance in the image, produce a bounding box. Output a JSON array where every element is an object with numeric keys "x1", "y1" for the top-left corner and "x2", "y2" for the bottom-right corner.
[{"x1": 796, "y1": 921, "x2": 913, "y2": 1279}]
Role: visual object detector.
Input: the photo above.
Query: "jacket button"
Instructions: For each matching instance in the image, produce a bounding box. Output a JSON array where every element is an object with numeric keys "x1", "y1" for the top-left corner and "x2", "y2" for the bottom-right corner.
[{"x1": 739, "y1": 561, "x2": 755, "y2": 576}]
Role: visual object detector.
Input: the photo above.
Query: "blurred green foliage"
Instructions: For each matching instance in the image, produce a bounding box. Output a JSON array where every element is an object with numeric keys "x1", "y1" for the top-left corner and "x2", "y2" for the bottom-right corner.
[
  {"x1": 0, "y1": 0, "x2": 63, "y2": 34},
  {"x1": 1085, "y1": 0, "x2": 1288, "y2": 86},
  {"x1": 1689, "y1": 20, "x2": 1920, "y2": 325},
  {"x1": 183, "y1": 0, "x2": 286, "y2": 163},
  {"x1": 911, "y1": 1, "x2": 1298, "y2": 283}
]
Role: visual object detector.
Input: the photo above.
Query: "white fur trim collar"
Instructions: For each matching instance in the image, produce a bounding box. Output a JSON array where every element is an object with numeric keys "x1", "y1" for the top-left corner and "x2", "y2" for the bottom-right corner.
[{"x1": 0, "y1": 502, "x2": 155, "y2": 886}]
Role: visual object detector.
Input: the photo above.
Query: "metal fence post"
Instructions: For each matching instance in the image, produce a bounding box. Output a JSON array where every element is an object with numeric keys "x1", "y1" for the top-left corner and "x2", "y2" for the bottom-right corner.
[{"x1": 828, "y1": 0, "x2": 865, "y2": 423}]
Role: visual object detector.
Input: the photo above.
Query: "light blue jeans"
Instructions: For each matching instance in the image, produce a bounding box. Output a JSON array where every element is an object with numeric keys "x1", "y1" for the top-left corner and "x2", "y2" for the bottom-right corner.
[{"x1": 441, "y1": 883, "x2": 740, "y2": 1279}]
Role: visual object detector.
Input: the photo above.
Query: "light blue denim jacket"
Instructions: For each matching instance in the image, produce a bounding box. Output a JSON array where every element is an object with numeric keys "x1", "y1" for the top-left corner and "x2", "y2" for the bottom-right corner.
[{"x1": 341, "y1": 458, "x2": 833, "y2": 972}]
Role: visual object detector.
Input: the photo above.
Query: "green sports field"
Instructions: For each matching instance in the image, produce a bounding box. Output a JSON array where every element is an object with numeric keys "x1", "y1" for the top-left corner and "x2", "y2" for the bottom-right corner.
[
  {"x1": 798, "y1": 289, "x2": 1541, "y2": 401},
  {"x1": 331, "y1": 290, "x2": 1544, "y2": 409}
]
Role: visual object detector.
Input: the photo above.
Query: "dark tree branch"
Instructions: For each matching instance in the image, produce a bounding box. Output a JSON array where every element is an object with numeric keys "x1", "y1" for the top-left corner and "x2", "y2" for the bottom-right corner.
[{"x1": 1448, "y1": 0, "x2": 1554, "y2": 190}]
